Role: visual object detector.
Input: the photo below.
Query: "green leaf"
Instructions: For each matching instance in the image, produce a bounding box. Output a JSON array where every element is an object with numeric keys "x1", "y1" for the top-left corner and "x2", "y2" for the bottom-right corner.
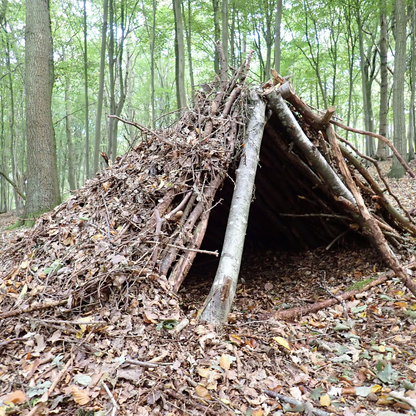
[{"x1": 310, "y1": 386, "x2": 324, "y2": 401}]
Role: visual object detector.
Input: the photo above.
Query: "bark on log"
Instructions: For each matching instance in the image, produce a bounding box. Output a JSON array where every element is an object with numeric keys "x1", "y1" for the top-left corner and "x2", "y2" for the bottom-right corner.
[
  {"x1": 200, "y1": 88, "x2": 267, "y2": 325},
  {"x1": 264, "y1": 87, "x2": 356, "y2": 204}
]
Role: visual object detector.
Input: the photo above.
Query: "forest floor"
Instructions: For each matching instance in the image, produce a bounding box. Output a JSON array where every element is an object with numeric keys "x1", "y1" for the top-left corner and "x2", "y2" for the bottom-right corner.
[{"x1": 0, "y1": 160, "x2": 416, "y2": 416}]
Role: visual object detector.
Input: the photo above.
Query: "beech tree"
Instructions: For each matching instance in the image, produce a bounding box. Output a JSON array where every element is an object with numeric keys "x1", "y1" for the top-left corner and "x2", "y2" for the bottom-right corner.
[
  {"x1": 389, "y1": 0, "x2": 407, "y2": 178},
  {"x1": 24, "y1": 0, "x2": 60, "y2": 220}
]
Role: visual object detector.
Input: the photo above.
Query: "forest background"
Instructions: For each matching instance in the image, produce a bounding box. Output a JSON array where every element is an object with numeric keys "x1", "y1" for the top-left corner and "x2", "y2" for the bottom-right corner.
[{"x1": 0, "y1": 0, "x2": 415, "y2": 217}]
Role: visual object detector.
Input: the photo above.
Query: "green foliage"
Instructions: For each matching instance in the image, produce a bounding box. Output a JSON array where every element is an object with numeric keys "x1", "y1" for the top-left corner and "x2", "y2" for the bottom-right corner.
[{"x1": 0, "y1": 0, "x2": 413, "y2": 211}]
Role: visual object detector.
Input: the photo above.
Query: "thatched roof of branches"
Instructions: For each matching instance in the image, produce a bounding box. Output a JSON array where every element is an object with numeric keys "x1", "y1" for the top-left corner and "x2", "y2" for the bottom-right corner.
[{"x1": 1, "y1": 53, "x2": 416, "y2": 325}]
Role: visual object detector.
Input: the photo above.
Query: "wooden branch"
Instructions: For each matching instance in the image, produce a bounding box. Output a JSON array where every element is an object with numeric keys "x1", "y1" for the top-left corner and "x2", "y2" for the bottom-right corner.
[
  {"x1": 326, "y1": 124, "x2": 416, "y2": 297},
  {"x1": 340, "y1": 146, "x2": 416, "y2": 236},
  {"x1": 165, "y1": 191, "x2": 192, "y2": 220},
  {"x1": 264, "y1": 87, "x2": 356, "y2": 204},
  {"x1": 264, "y1": 271, "x2": 393, "y2": 321},
  {"x1": 330, "y1": 119, "x2": 415, "y2": 178},
  {"x1": 278, "y1": 82, "x2": 334, "y2": 130},
  {"x1": 0, "y1": 170, "x2": 25, "y2": 200},
  {"x1": 0, "y1": 299, "x2": 68, "y2": 319},
  {"x1": 200, "y1": 88, "x2": 267, "y2": 325},
  {"x1": 222, "y1": 86, "x2": 242, "y2": 117},
  {"x1": 169, "y1": 214, "x2": 211, "y2": 292},
  {"x1": 338, "y1": 134, "x2": 416, "y2": 227},
  {"x1": 107, "y1": 114, "x2": 174, "y2": 147}
]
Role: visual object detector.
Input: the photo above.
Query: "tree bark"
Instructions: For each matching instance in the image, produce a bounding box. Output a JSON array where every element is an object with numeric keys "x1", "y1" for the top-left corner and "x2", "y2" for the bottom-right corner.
[
  {"x1": 64, "y1": 71, "x2": 76, "y2": 191},
  {"x1": 221, "y1": 0, "x2": 229, "y2": 70},
  {"x1": 200, "y1": 89, "x2": 266, "y2": 325},
  {"x1": 93, "y1": 0, "x2": 108, "y2": 173},
  {"x1": 265, "y1": 87, "x2": 355, "y2": 204},
  {"x1": 212, "y1": 0, "x2": 220, "y2": 74},
  {"x1": 83, "y1": 0, "x2": 90, "y2": 178},
  {"x1": 389, "y1": 0, "x2": 407, "y2": 177},
  {"x1": 274, "y1": 0, "x2": 282, "y2": 73},
  {"x1": 377, "y1": 0, "x2": 388, "y2": 160},
  {"x1": 24, "y1": 0, "x2": 60, "y2": 219},
  {"x1": 173, "y1": 0, "x2": 187, "y2": 111}
]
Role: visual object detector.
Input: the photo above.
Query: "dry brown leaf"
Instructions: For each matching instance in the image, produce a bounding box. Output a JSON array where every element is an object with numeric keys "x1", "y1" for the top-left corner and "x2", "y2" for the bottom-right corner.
[
  {"x1": 71, "y1": 385, "x2": 90, "y2": 405},
  {"x1": 195, "y1": 385, "x2": 212, "y2": 400},
  {"x1": 5, "y1": 390, "x2": 27, "y2": 404},
  {"x1": 219, "y1": 354, "x2": 230, "y2": 370}
]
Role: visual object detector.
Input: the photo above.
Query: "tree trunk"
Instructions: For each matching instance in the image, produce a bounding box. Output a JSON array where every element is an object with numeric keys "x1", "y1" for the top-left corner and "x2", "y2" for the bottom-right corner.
[
  {"x1": 183, "y1": 0, "x2": 195, "y2": 105},
  {"x1": 212, "y1": 0, "x2": 220, "y2": 74},
  {"x1": 274, "y1": 0, "x2": 282, "y2": 73},
  {"x1": 356, "y1": 6, "x2": 376, "y2": 157},
  {"x1": 408, "y1": 0, "x2": 416, "y2": 161},
  {"x1": 173, "y1": 0, "x2": 187, "y2": 110},
  {"x1": 221, "y1": 0, "x2": 229, "y2": 70},
  {"x1": 93, "y1": 0, "x2": 108, "y2": 173},
  {"x1": 389, "y1": 0, "x2": 407, "y2": 177},
  {"x1": 24, "y1": 0, "x2": 60, "y2": 219},
  {"x1": 65, "y1": 72, "x2": 76, "y2": 191},
  {"x1": 377, "y1": 0, "x2": 389, "y2": 160},
  {"x1": 200, "y1": 88, "x2": 266, "y2": 325},
  {"x1": 83, "y1": 0, "x2": 90, "y2": 178}
]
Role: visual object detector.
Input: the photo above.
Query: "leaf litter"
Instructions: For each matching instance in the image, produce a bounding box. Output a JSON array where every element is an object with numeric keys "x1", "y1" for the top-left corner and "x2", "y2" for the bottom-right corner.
[{"x1": 0, "y1": 160, "x2": 415, "y2": 415}]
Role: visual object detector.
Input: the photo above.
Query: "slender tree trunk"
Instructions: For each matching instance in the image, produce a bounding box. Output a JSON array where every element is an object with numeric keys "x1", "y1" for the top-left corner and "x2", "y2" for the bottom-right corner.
[
  {"x1": 173, "y1": 0, "x2": 187, "y2": 110},
  {"x1": 274, "y1": 0, "x2": 282, "y2": 72},
  {"x1": 65, "y1": 72, "x2": 76, "y2": 191},
  {"x1": 107, "y1": 0, "x2": 116, "y2": 160},
  {"x1": 377, "y1": 0, "x2": 389, "y2": 160},
  {"x1": 221, "y1": 0, "x2": 229, "y2": 70},
  {"x1": 183, "y1": 0, "x2": 195, "y2": 105},
  {"x1": 93, "y1": 0, "x2": 108, "y2": 173},
  {"x1": 389, "y1": 0, "x2": 407, "y2": 177},
  {"x1": 212, "y1": 0, "x2": 220, "y2": 74},
  {"x1": 150, "y1": 0, "x2": 157, "y2": 128},
  {"x1": 408, "y1": 0, "x2": 416, "y2": 160},
  {"x1": 5, "y1": 37, "x2": 21, "y2": 211},
  {"x1": 24, "y1": 0, "x2": 60, "y2": 219},
  {"x1": 83, "y1": 0, "x2": 90, "y2": 178},
  {"x1": 356, "y1": 6, "x2": 375, "y2": 156}
]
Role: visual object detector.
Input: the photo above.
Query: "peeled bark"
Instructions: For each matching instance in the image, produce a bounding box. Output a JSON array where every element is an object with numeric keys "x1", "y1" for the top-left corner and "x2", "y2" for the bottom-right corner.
[{"x1": 200, "y1": 88, "x2": 266, "y2": 325}]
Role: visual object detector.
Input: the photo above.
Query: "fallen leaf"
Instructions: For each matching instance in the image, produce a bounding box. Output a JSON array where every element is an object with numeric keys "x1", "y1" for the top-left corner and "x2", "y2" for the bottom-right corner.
[
  {"x1": 70, "y1": 385, "x2": 90, "y2": 405},
  {"x1": 219, "y1": 354, "x2": 230, "y2": 370},
  {"x1": 273, "y1": 336, "x2": 291, "y2": 351},
  {"x1": 5, "y1": 390, "x2": 27, "y2": 404},
  {"x1": 320, "y1": 393, "x2": 331, "y2": 407},
  {"x1": 195, "y1": 385, "x2": 211, "y2": 400}
]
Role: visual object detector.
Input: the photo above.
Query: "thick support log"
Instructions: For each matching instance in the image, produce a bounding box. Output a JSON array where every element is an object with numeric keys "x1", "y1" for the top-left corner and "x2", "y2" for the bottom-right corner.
[
  {"x1": 264, "y1": 87, "x2": 356, "y2": 204},
  {"x1": 200, "y1": 88, "x2": 266, "y2": 325}
]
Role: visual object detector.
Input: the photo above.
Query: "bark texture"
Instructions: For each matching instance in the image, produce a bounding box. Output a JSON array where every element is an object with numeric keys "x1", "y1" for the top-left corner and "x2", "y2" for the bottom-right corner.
[
  {"x1": 24, "y1": 0, "x2": 60, "y2": 218},
  {"x1": 200, "y1": 88, "x2": 266, "y2": 325}
]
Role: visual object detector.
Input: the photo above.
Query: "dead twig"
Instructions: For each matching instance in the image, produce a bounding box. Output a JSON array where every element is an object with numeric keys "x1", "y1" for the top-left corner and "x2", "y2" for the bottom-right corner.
[{"x1": 102, "y1": 380, "x2": 119, "y2": 416}]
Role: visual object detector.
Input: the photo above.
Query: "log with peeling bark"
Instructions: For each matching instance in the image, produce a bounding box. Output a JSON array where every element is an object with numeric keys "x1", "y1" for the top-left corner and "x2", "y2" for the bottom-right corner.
[{"x1": 200, "y1": 88, "x2": 267, "y2": 325}]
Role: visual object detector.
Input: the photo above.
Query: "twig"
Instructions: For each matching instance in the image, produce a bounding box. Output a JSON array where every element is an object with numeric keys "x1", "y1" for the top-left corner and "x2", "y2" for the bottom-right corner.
[
  {"x1": 0, "y1": 299, "x2": 68, "y2": 319},
  {"x1": 27, "y1": 358, "x2": 73, "y2": 415},
  {"x1": 165, "y1": 191, "x2": 192, "y2": 220},
  {"x1": 124, "y1": 359, "x2": 171, "y2": 368},
  {"x1": 145, "y1": 241, "x2": 218, "y2": 256},
  {"x1": 330, "y1": 119, "x2": 415, "y2": 178},
  {"x1": 102, "y1": 380, "x2": 119, "y2": 416},
  {"x1": 265, "y1": 390, "x2": 332, "y2": 416},
  {"x1": 0, "y1": 336, "x2": 30, "y2": 348},
  {"x1": 108, "y1": 114, "x2": 174, "y2": 147},
  {"x1": 337, "y1": 133, "x2": 415, "y2": 225}
]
